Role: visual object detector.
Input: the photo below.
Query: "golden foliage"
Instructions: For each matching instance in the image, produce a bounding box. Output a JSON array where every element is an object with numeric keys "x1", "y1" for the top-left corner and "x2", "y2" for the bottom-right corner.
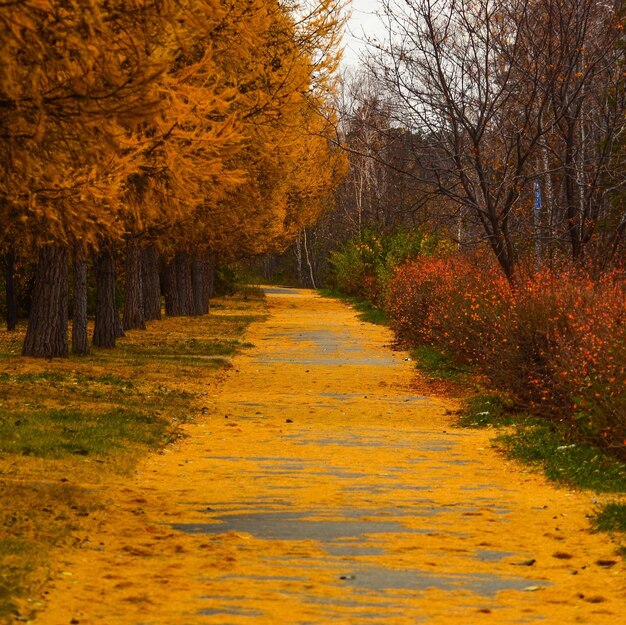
[{"x1": 0, "y1": 0, "x2": 347, "y2": 257}]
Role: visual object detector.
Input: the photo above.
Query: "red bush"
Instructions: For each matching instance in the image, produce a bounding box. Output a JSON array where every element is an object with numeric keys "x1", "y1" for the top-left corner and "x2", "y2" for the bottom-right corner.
[
  {"x1": 386, "y1": 255, "x2": 626, "y2": 457},
  {"x1": 386, "y1": 254, "x2": 510, "y2": 364}
]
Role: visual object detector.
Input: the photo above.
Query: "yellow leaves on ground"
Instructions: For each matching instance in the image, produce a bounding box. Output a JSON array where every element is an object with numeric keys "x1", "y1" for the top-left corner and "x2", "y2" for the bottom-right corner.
[{"x1": 28, "y1": 288, "x2": 626, "y2": 625}]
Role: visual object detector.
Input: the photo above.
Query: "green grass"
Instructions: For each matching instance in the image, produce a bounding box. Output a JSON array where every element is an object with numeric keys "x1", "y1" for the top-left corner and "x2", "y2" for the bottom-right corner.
[
  {"x1": 410, "y1": 345, "x2": 470, "y2": 382},
  {"x1": 0, "y1": 372, "x2": 134, "y2": 388},
  {"x1": 458, "y1": 391, "x2": 626, "y2": 548},
  {"x1": 448, "y1": 385, "x2": 626, "y2": 496},
  {"x1": 126, "y1": 355, "x2": 232, "y2": 368},
  {"x1": 117, "y1": 336, "x2": 242, "y2": 368},
  {"x1": 1, "y1": 371, "x2": 68, "y2": 384},
  {"x1": 592, "y1": 502, "x2": 626, "y2": 533},
  {"x1": 0, "y1": 407, "x2": 169, "y2": 459},
  {"x1": 445, "y1": 368, "x2": 626, "y2": 549},
  {"x1": 454, "y1": 392, "x2": 626, "y2": 492},
  {"x1": 118, "y1": 338, "x2": 244, "y2": 358},
  {"x1": 0, "y1": 371, "x2": 145, "y2": 406},
  {"x1": 497, "y1": 422, "x2": 626, "y2": 492},
  {"x1": 319, "y1": 289, "x2": 388, "y2": 325},
  {"x1": 354, "y1": 301, "x2": 388, "y2": 325},
  {"x1": 79, "y1": 373, "x2": 133, "y2": 386},
  {"x1": 0, "y1": 291, "x2": 267, "y2": 621},
  {"x1": 456, "y1": 393, "x2": 518, "y2": 428}
]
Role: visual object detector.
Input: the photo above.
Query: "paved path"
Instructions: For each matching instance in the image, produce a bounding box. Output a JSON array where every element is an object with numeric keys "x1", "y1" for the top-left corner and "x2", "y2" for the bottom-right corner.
[{"x1": 41, "y1": 288, "x2": 625, "y2": 624}]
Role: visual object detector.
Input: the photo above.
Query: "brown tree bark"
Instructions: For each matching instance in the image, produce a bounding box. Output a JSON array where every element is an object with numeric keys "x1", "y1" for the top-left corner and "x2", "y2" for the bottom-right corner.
[
  {"x1": 176, "y1": 252, "x2": 193, "y2": 316},
  {"x1": 123, "y1": 239, "x2": 146, "y2": 331},
  {"x1": 142, "y1": 245, "x2": 161, "y2": 321},
  {"x1": 93, "y1": 245, "x2": 119, "y2": 348},
  {"x1": 71, "y1": 244, "x2": 89, "y2": 355},
  {"x1": 164, "y1": 252, "x2": 194, "y2": 317},
  {"x1": 113, "y1": 246, "x2": 125, "y2": 338},
  {"x1": 22, "y1": 245, "x2": 68, "y2": 358},
  {"x1": 204, "y1": 253, "x2": 215, "y2": 303},
  {"x1": 193, "y1": 252, "x2": 215, "y2": 315},
  {"x1": 4, "y1": 248, "x2": 18, "y2": 331},
  {"x1": 191, "y1": 256, "x2": 205, "y2": 316},
  {"x1": 163, "y1": 258, "x2": 179, "y2": 316}
]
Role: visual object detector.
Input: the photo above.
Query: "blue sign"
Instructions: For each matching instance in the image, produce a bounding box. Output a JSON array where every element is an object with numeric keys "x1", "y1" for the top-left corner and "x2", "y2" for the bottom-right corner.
[{"x1": 534, "y1": 179, "x2": 542, "y2": 211}]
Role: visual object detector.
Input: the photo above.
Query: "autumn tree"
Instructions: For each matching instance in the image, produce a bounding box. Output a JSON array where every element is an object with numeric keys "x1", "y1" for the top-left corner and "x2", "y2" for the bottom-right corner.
[
  {"x1": 160, "y1": 0, "x2": 346, "y2": 290},
  {"x1": 0, "y1": 1, "x2": 168, "y2": 356},
  {"x1": 113, "y1": 0, "x2": 248, "y2": 332},
  {"x1": 0, "y1": 0, "x2": 347, "y2": 356}
]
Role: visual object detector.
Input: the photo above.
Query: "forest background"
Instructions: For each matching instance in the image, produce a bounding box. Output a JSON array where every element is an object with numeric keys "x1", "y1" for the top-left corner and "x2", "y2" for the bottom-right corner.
[{"x1": 255, "y1": 0, "x2": 626, "y2": 465}]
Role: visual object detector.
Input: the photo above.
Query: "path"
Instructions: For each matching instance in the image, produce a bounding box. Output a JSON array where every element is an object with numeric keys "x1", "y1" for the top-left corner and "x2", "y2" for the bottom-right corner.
[{"x1": 40, "y1": 288, "x2": 624, "y2": 624}]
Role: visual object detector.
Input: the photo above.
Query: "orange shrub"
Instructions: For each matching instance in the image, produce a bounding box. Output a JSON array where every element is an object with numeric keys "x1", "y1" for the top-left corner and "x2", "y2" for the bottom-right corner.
[{"x1": 386, "y1": 256, "x2": 626, "y2": 458}]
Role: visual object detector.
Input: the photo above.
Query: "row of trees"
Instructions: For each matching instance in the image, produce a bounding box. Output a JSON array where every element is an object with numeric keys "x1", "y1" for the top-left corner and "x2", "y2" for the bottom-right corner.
[
  {"x1": 256, "y1": 69, "x2": 432, "y2": 286},
  {"x1": 1, "y1": 0, "x2": 346, "y2": 357}
]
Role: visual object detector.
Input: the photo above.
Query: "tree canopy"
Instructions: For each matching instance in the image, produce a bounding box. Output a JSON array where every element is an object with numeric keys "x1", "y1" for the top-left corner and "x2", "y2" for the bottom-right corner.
[{"x1": 0, "y1": 0, "x2": 347, "y2": 356}]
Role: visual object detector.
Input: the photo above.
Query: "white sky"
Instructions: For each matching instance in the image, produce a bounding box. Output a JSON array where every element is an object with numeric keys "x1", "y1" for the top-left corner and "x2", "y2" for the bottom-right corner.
[{"x1": 341, "y1": 0, "x2": 386, "y2": 68}]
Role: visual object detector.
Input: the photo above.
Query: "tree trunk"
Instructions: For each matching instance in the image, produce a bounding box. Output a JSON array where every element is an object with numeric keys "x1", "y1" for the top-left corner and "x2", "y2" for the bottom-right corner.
[
  {"x1": 303, "y1": 228, "x2": 317, "y2": 289},
  {"x1": 4, "y1": 248, "x2": 18, "y2": 331},
  {"x1": 71, "y1": 244, "x2": 89, "y2": 355},
  {"x1": 93, "y1": 245, "x2": 119, "y2": 348},
  {"x1": 176, "y1": 252, "x2": 193, "y2": 316},
  {"x1": 164, "y1": 252, "x2": 194, "y2": 316},
  {"x1": 564, "y1": 118, "x2": 583, "y2": 261},
  {"x1": 142, "y1": 245, "x2": 161, "y2": 321},
  {"x1": 22, "y1": 245, "x2": 68, "y2": 358},
  {"x1": 113, "y1": 246, "x2": 125, "y2": 338},
  {"x1": 295, "y1": 234, "x2": 303, "y2": 286},
  {"x1": 191, "y1": 257, "x2": 205, "y2": 316},
  {"x1": 123, "y1": 239, "x2": 145, "y2": 331},
  {"x1": 163, "y1": 258, "x2": 179, "y2": 316},
  {"x1": 202, "y1": 253, "x2": 215, "y2": 312}
]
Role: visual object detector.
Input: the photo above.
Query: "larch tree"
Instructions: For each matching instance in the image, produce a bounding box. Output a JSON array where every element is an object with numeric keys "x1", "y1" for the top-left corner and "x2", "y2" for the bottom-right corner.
[
  {"x1": 1, "y1": 0, "x2": 347, "y2": 356},
  {"x1": 198, "y1": 0, "x2": 346, "y2": 260},
  {"x1": 0, "y1": 1, "x2": 169, "y2": 357},
  {"x1": 119, "y1": 0, "x2": 257, "y2": 325}
]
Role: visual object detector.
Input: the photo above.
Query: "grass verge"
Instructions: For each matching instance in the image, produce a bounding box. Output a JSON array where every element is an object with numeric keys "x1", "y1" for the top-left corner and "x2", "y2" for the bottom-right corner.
[
  {"x1": 409, "y1": 345, "x2": 470, "y2": 384},
  {"x1": 472, "y1": 401, "x2": 626, "y2": 553},
  {"x1": 593, "y1": 502, "x2": 626, "y2": 533},
  {"x1": 0, "y1": 288, "x2": 265, "y2": 622},
  {"x1": 497, "y1": 422, "x2": 626, "y2": 492},
  {"x1": 319, "y1": 289, "x2": 388, "y2": 325}
]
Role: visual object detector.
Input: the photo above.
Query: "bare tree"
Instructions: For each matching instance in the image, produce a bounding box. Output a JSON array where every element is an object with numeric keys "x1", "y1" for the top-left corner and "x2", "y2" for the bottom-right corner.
[
  {"x1": 537, "y1": 0, "x2": 626, "y2": 262},
  {"x1": 358, "y1": 0, "x2": 626, "y2": 278},
  {"x1": 366, "y1": 0, "x2": 561, "y2": 279}
]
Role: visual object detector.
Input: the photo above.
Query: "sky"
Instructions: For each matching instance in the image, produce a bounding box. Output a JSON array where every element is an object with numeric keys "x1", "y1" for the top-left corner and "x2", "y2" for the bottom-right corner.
[{"x1": 341, "y1": 0, "x2": 386, "y2": 68}]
